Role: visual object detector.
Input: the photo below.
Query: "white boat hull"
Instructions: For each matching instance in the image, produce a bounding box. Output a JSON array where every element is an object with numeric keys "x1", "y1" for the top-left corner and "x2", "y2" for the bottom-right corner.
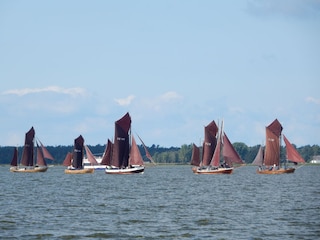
[
  {"x1": 84, "y1": 165, "x2": 107, "y2": 170},
  {"x1": 195, "y1": 167, "x2": 233, "y2": 174},
  {"x1": 105, "y1": 166, "x2": 145, "y2": 174},
  {"x1": 10, "y1": 166, "x2": 48, "y2": 173}
]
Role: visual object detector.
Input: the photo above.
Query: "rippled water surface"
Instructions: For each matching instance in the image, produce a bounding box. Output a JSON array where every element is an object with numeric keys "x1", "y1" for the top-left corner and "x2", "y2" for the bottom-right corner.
[{"x1": 0, "y1": 165, "x2": 319, "y2": 239}]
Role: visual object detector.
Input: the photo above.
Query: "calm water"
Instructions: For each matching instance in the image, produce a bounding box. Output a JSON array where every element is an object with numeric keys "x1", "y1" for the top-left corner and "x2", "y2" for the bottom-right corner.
[{"x1": 0, "y1": 165, "x2": 319, "y2": 240}]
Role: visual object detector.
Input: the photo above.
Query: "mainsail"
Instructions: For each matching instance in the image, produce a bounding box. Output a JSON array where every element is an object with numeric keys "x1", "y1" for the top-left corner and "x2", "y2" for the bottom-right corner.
[
  {"x1": 111, "y1": 112, "x2": 131, "y2": 168},
  {"x1": 20, "y1": 127, "x2": 35, "y2": 166},
  {"x1": 73, "y1": 135, "x2": 84, "y2": 169},
  {"x1": 202, "y1": 120, "x2": 218, "y2": 166},
  {"x1": 264, "y1": 119, "x2": 282, "y2": 166}
]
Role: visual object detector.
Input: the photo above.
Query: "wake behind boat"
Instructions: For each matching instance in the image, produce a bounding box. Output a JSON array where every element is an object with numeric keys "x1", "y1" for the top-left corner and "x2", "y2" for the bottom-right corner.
[
  {"x1": 252, "y1": 119, "x2": 305, "y2": 174},
  {"x1": 10, "y1": 127, "x2": 54, "y2": 173},
  {"x1": 191, "y1": 120, "x2": 244, "y2": 174}
]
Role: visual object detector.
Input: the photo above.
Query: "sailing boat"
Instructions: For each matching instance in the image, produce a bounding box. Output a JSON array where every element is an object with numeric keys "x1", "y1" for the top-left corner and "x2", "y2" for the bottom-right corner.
[
  {"x1": 64, "y1": 135, "x2": 94, "y2": 174},
  {"x1": 193, "y1": 120, "x2": 244, "y2": 174},
  {"x1": 252, "y1": 119, "x2": 305, "y2": 174},
  {"x1": 10, "y1": 126, "x2": 54, "y2": 172},
  {"x1": 105, "y1": 112, "x2": 145, "y2": 174}
]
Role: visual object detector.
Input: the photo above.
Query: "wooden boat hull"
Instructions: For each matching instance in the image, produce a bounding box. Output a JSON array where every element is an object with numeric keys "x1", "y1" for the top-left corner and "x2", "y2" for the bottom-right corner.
[
  {"x1": 64, "y1": 168, "x2": 94, "y2": 174},
  {"x1": 10, "y1": 166, "x2": 48, "y2": 173},
  {"x1": 257, "y1": 168, "x2": 295, "y2": 174},
  {"x1": 195, "y1": 167, "x2": 233, "y2": 174},
  {"x1": 105, "y1": 166, "x2": 145, "y2": 174}
]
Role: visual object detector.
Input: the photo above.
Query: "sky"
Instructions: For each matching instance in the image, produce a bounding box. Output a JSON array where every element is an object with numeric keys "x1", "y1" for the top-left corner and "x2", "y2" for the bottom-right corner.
[{"x1": 0, "y1": 0, "x2": 319, "y2": 148}]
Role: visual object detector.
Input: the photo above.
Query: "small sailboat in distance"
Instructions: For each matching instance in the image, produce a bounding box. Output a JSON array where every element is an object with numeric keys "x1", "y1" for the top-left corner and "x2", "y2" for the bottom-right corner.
[
  {"x1": 105, "y1": 112, "x2": 145, "y2": 174},
  {"x1": 64, "y1": 135, "x2": 94, "y2": 174},
  {"x1": 253, "y1": 119, "x2": 305, "y2": 174},
  {"x1": 10, "y1": 127, "x2": 54, "y2": 173}
]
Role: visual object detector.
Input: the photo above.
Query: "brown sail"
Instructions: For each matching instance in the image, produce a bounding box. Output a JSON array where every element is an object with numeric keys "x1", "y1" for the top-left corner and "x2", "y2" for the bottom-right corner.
[
  {"x1": 84, "y1": 145, "x2": 98, "y2": 165},
  {"x1": 128, "y1": 135, "x2": 144, "y2": 166},
  {"x1": 222, "y1": 132, "x2": 244, "y2": 166},
  {"x1": 202, "y1": 120, "x2": 218, "y2": 166},
  {"x1": 10, "y1": 147, "x2": 18, "y2": 167},
  {"x1": 100, "y1": 139, "x2": 113, "y2": 166},
  {"x1": 62, "y1": 152, "x2": 73, "y2": 166},
  {"x1": 264, "y1": 119, "x2": 282, "y2": 166},
  {"x1": 283, "y1": 135, "x2": 305, "y2": 163},
  {"x1": 36, "y1": 142, "x2": 47, "y2": 166},
  {"x1": 39, "y1": 141, "x2": 54, "y2": 160},
  {"x1": 137, "y1": 134, "x2": 156, "y2": 164},
  {"x1": 20, "y1": 127, "x2": 35, "y2": 166},
  {"x1": 111, "y1": 112, "x2": 131, "y2": 168},
  {"x1": 190, "y1": 143, "x2": 200, "y2": 166}
]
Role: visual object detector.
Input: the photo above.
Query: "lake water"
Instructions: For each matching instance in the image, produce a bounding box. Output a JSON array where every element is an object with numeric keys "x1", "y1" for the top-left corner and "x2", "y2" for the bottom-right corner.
[{"x1": 0, "y1": 165, "x2": 319, "y2": 239}]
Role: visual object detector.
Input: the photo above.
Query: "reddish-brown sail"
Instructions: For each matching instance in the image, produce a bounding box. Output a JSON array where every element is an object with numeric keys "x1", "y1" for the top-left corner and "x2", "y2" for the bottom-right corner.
[
  {"x1": 190, "y1": 143, "x2": 200, "y2": 166},
  {"x1": 36, "y1": 142, "x2": 47, "y2": 166},
  {"x1": 100, "y1": 139, "x2": 113, "y2": 166},
  {"x1": 84, "y1": 145, "x2": 98, "y2": 165},
  {"x1": 20, "y1": 127, "x2": 35, "y2": 166},
  {"x1": 283, "y1": 135, "x2": 305, "y2": 163},
  {"x1": 111, "y1": 112, "x2": 131, "y2": 168},
  {"x1": 137, "y1": 134, "x2": 155, "y2": 164},
  {"x1": 264, "y1": 119, "x2": 282, "y2": 166},
  {"x1": 39, "y1": 141, "x2": 54, "y2": 160},
  {"x1": 222, "y1": 132, "x2": 244, "y2": 166},
  {"x1": 210, "y1": 135, "x2": 221, "y2": 167},
  {"x1": 202, "y1": 120, "x2": 218, "y2": 166},
  {"x1": 128, "y1": 135, "x2": 144, "y2": 166},
  {"x1": 10, "y1": 147, "x2": 18, "y2": 167},
  {"x1": 62, "y1": 152, "x2": 73, "y2": 166}
]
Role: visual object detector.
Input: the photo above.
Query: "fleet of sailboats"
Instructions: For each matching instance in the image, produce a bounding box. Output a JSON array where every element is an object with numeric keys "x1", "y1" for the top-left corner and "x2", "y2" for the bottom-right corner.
[
  {"x1": 10, "y1": 127, "x2": 54, "y2": 172},
  {"x1": 191, "y1": 120, "x2": 244, "y2": 174},
  {"x1": 7, "y1": 116, "x2": 307, "y2": 177},
  {"x1": 252, "y1": 119, "x2": 305, "y2": 174}
]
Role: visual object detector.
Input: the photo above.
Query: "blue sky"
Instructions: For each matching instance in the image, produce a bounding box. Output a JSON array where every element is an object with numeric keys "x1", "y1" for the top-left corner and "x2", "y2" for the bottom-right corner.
[{"x1": 0, "y1": 0, "x2": 319, "y2": 148}]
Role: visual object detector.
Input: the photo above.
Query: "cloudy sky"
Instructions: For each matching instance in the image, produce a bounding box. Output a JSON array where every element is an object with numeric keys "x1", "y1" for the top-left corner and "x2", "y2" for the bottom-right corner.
[{"x1": 0, "y1": 0, "x2": 319, "y2": 148}]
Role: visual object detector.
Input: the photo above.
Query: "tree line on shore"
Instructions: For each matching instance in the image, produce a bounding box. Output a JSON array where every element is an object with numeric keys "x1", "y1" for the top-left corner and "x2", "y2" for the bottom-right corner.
[{"x1": 0, "y1": 142, "x2": 319, "y2": 165}]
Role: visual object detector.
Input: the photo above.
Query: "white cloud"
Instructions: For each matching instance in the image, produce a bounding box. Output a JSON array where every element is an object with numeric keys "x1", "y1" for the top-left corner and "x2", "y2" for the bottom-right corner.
[
  {"x1": 306, "y1": 96, "x2": 320, "y2": 105},
  {"x1": 114, "y1": 95, "x2": 135, "y2": 106},
  {"x1": 160, "y1": 91, "x2": 182, "y2": 101},
  {"x1": 2, "y1": 86, "x2": 87, "y2": 97}
]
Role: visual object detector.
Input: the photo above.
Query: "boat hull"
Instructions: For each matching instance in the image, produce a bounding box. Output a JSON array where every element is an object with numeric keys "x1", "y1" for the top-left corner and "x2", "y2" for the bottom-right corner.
[
  {"x1": 257, "y1": 168, "x2": 295, "y2": 174},
  {"x1": 105, "y1": 166, "x2": 145, "y2": 174},
  {"x1": 195, "y1": 167, "x2": 233, "y2": 174},
  {"x1": 10, "y1": 166, "x2": 48, "y2": 173},
  {"x1": 84, "y1": 165, "x2": 107, "y2": 170},
  {"x1": 64, "y1": 168, "x2": 94, "y2": 174}
]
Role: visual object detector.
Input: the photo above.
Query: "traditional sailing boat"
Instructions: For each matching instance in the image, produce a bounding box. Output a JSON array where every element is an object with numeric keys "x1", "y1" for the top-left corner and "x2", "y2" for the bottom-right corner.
[
  {"x1": 105, "y1": 112, "x2": 145, "y2": 174},
  {"x1": 63, "y1": 135, "x2": 94, "y2": 174},
  {"x1": 10, "y1": 127, "x2": 54, "y2": 172},
  {"x1": 192, "y1": 120, "x2": 244, "y2": 174},
  {"x1": 252, "y1": 119, "x2": 305, "y2": 174}
]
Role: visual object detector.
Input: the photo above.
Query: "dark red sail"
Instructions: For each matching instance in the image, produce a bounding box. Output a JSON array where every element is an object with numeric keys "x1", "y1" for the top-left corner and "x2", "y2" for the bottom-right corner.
[
  {"x1": 72, "y1": 135, "x2": 84, "y2": 169},
  {"x1": 202, "y1": 120, "x2": 218, "y2": 166},
  {"x1": 100, "y1": 139, "x2": 113, "y2": 166},
  {"x1": 190, "y1": 143, "x2": 200, "y2": 166},
  {"x1": 111, "y1": 113, "x2": 131, "y2": 168},
  {"x1": 264, "y1": 119, "x2": 282, "y2": 166},
  {"x1": 128, "y1": 135, "x2": 144, "y2": 166},
  {"x1": 20, "y1": 127, "x2": 35, "y2": 166},
  {"x1": 222, "y1": 132, "x2": 243, "y2": 166},
  {"x1": 10, "y1": 147, "x2": 18, "y2": 167},
  {"x1": 62, "y1": 152, "x2": 73, "y2": 166},
  {"x1": 283, "y1": 135, "x2": 305, "y2": 163},
  {"x1": 36, "y1": 142, "x2": 47, "y2": 166}
]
